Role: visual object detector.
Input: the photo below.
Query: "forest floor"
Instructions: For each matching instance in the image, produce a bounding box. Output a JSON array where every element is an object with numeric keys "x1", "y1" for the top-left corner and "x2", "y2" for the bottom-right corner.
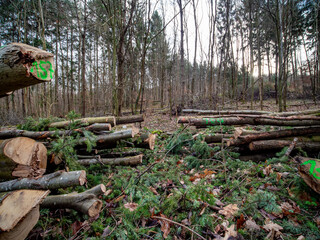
[{"x1": 27, "y1": 99, "x2": 320, "y2": 240}]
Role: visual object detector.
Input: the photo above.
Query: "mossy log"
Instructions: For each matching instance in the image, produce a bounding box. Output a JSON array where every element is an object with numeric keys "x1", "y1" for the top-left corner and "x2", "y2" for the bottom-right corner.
[
  {"x1": 0, "y1": 137, "x2": 47, "y2": 179},
  {"x1": 0, "y1": 43, "x2": 54, "y2": 97},
  {"x1": 77, "y1": 154, "x2": 143, "y2": 166},
  {"x1": 0, "y1": 123, "x2": 112, "y2": 140},
  {"x1": 0, "y1": 170, "x2": 86, "y2": 192},
  {"x1": 49, "y1": 116, "x2": 116, "y2": 128},
  {"x1": 0, "y1": 190, "x2": 49, "y2": 233},
  {"x1": 41, "y1": 184, "x2": 105, "y2": 217},
  {"x1": 116, "y1": 114, "x2": 144, "y2": 125}
]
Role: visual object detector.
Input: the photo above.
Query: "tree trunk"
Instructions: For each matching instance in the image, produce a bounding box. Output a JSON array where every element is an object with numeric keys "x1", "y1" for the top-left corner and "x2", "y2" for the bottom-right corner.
[
  {"x1": 0, "y1": 137, "x2": 47, "y2": 179},
  {"x1": 178, "y1": 116, "x2": 320, "y2": 127},
  {"x1": 0, "y1": 170, "x2": 86, "y2": 192},
  {"x1": 49, "y1": 116, "x2": 116, "y2": 128},
  {"x1": 41, "y1": 184, "x2": 105, "y2": 217},
  {"x1": 228, "y1": 127, "x2": 320, "y2": 146},
  {"x1": 249, "y1": 140, "x2": 320, "y2": 152},
  {"x1": 0, "y1": 43, "x2": 54, "y2": 97},
  {"x1": 0, "y1": 124, "x2": 112, "y2": 140},
  {"x1": 77, "y1": 154, "x2": 143, "y2": 166},
  {"x1": 78, "y1": 128, "x2": 139, "y2": 147},
  {"x1": 0, "y1": 190, "x2": 49, "y2": 232},
  {"x1": 116, "y1": 114, "x2": 144, "y2": 125}
]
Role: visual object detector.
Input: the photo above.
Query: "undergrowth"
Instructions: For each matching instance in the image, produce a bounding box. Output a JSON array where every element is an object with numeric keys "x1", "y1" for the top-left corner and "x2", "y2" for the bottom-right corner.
[{"x1": 32, "y1": 126, "x2": 320, "y2": 239}]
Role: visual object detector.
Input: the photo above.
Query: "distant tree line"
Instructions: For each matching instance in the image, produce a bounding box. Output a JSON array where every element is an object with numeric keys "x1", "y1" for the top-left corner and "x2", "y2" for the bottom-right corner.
[{"x1": 0, "y1": 0, "x2": 319, "y2": 121}]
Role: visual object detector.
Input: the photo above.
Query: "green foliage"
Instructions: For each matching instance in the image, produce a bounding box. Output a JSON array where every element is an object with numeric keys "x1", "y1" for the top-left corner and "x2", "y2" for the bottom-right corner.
[
  {"x1": 48, "y1": 111, "x2": 96, "y2": 170},
  {"x1": 245, "y1": 190, "x2": 281, "y2": 215},
  {"x1": 18, "y1": 116, "x2": 55, "y2": 131},
  {"x1": 166, "y1": 130, "x2": 193, "y2": 154}
]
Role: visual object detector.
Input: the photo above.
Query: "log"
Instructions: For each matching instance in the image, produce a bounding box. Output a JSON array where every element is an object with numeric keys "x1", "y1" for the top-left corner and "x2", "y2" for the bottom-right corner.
[
  {"x1": 182, "y1": 109, "x2": 271, "y2": 115},
  {"x1": 0, "y1": 204, "x2": 40, "y2": 240},
  {"x1": 0, "y1": 170, "x2": 86, "y2": 192},
  {"x1": 0, "y1": 190, "x2": 49, "y2": 232},
  {"x1": 228, "y1": 127, "x2": 320, "y2": 146},
  {"x1": 182, "y1": 108, "x2": 320, "y2": 116},
  {"x1": 248, "y1": 140, "x2": 320, "y2": 152},
  {"x1": 178, "y1": 116, "x2": 320, "y2": 127},
  {"x1": 41, "y1": 185, "x2": 105, "y2": 217},
  {"x1": 0, "y1": 137, "x2": 47, "y2": 179},
  {"x1": 77, "y1": 154, "x2": 143, "y2": 166},
  {"x1": 116, "y1": 114, "x2": 144, "y2": 125},
  {"x1": 0, "y1": 123, "x2": 112, "y2": 140},
  {"x1": 296, "y1": 157, "x2": 320, "y2": 194},
  {"x1": 196, "y1": 134, "x2": 233, "y2": 144},
  {"x1": 0, "y1": 43, "x2": 54, "y2": 97},
  {"x1": 133, "y1": 133, "x2": 156, "y2": 150},
  {"x1": 48, "y1": 116, "x2": 116, "y2": 128},
  {"x1": 78, "y1": 128, "x2": 139, "y2": 147}
]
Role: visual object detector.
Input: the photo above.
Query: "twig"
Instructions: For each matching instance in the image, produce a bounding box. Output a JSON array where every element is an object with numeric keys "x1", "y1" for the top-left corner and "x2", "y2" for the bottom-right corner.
[
  {"x1": 151, "y1": 216, "x2": 206, "y2": 240},
  {"x1": 285, "y1": 137, "x2": 298, "y2": 157}
]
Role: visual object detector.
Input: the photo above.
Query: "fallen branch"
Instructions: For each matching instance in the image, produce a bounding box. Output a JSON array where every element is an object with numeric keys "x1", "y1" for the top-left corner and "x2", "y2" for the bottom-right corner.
[
  {"x1": 77, "y1": 154, "x2": 143, "y2": 166},
  {"x1": 41, "y1": 185, "x2": 105, "y2": 217},
  {"x1": 151, "y1": 215, "x2": 206, "y2": 240},
  {"x1": 49, "y1": 116, "x2": 116, "y2": 128}
]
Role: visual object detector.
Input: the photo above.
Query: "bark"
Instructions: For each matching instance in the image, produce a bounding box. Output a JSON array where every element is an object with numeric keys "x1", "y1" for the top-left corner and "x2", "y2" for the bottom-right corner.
[
  {"x1": 249, "y1": 140, "x2": 320, "y2": 152},
  {"x1": 78, "y1": 154, "x2": 143, "y2": 166},
  {"x1": 115, "y1": 114, "x2": 144, "y2": 125},
  {"x1": 178, "y1": 116, "x2": 320, "y2": 127},
  {"x1": 0, "y1": 170, "x2": 86, "y2": 192},
  {"x1": 228, "y1": 127, "x2": 320, "y2": 146},
  {"x1": 0, "y1": 189, "x2": 49, "y2": 231},
  {"x1": 0, "y1": 43, "x2": 54, "y2": 97},
  {"x1": 0, "y1": 124, "x2": 112, "y2": 140},
  {"x1": 41, "y1": 184, "x2": 105, "y2": 217},
  {"x1": 0, "y1": 137, "x2": 47, "y2": 179},
  {"x1": 182, "y1": 109, "x2": 271, "y2": 115},
  {"x1": 0, "y1": 204, "x2": 40, "y2": 240},
  {"x1": 49, "y1": 116, "x2": 116, "y2": 128}
]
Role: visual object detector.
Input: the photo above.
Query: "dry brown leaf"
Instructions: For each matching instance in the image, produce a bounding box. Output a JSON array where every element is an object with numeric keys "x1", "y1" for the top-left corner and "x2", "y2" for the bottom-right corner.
[
  {"x1": 149, "y1": 186, "x2": 159, "y2": 195},
  {"x1": 245, "y1": 219, "x2": 260, "y2": 231},
  {"x1": 219, "y1": 204, "x2": 239, "y2": 219},
  {"x1": 124, "y1": 202, "x2": 138, "y2": 212},
  {"x1": 263, "y1": 222, "x2": 283, "y2": 232},
  {"x1": 236, "y1": 214, "x2": 245, "y2": 230},
  {"x1": 276, "y1": 172, "x2": 282, "y2": 183},
  {"x1": 263, "y1": 165, "x2": 273, "y2": 176},
  {"x1": 223, "y1": 224, "x2": 237, "y2": 240},
  {"x1": 159, "y1": 214, "x2": 171, "y2": 239},
  {"x1": 297, "y1": 236, "x2": 305, "y2": 240}
]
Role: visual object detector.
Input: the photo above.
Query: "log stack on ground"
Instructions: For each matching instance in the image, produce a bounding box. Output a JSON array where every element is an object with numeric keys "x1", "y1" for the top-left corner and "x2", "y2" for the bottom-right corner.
[
  {"x1": 0, "y1": 43, "x2": 54, "y2": 97},
  {"x1": 0, "y1": 137, "x2": 47, "y2": 179}
]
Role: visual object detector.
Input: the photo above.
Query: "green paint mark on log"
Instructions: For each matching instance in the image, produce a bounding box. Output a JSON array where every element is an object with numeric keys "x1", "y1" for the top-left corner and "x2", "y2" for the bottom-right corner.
[
  {"x1": 30, "y1": 60, "x2": 54, "y2": 79},
  {"x1": 301, "y1": 159, "x2": 320, "y2": 179}
]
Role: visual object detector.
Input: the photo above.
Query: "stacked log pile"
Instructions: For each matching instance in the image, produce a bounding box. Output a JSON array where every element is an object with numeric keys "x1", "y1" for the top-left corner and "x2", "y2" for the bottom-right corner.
[
  {"x1": 179, "y1": 109, "x2": 320, "y2": 159},
  {"x1": 0, "y1": 113, "x2": 152, "y2": 238}
]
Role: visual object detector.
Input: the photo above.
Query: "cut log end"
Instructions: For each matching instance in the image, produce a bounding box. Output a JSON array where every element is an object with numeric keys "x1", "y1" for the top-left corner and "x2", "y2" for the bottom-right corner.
[
  {"x1": 0, "y1": 137, "x2": 47, "y2": 179},
  {"x1": 87, "y1": 199, "x2": 103, "y2": 217},
  {"x1": 79, "y1": 170, "x2": 87, "y2": 186}
]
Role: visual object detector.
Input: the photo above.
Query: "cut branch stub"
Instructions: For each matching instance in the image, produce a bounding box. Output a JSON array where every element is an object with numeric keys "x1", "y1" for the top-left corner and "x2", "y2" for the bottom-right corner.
[{"x1": 0, "y1": 43, "x2": 54, "y2": 96}]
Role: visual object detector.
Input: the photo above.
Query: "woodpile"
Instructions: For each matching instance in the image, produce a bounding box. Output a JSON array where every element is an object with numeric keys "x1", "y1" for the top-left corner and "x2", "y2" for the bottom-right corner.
[
  {"x1": 179, "y1": 109, "x2": 320, "y2": 156},
  {"x1": 0, "y1": 111, "x2": 152, "y2": 238}
]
